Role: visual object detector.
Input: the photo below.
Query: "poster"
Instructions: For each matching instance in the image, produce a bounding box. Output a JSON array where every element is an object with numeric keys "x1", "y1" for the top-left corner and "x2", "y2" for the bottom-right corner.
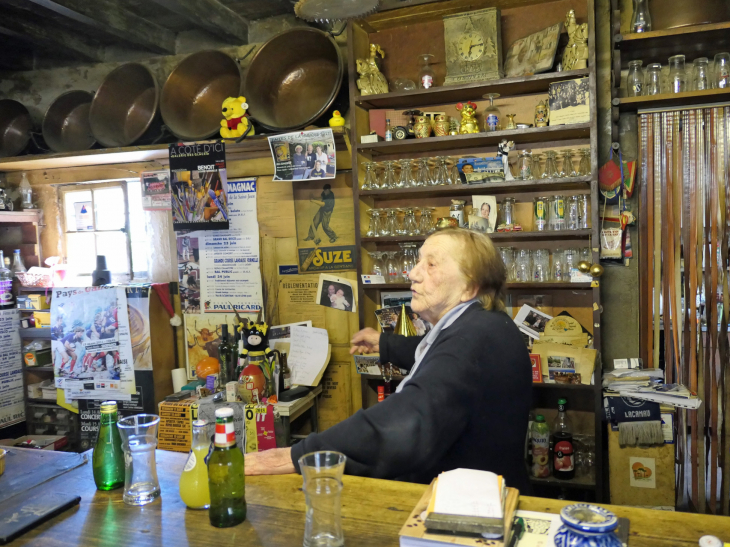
[
  {"x1": 126, "y1": 286, "x2": 152, "y2": 370},
  {"x1": 169, "y1": 142, "x2": 229, "y2": 231},
  {"x1": 184, "y1": 313, "x2": 254, "y2": 380},
  {"x1": 277, "y1": 275, "x2": 326, "y2": 328},
  {"x1": 268, "y1": 128, "x2": 336, "y2": 181},
  {"x1": 177, "y1": 232, "x2": 201, "y2": 314},
  {"x1": 51, "y1": 287, "x2": 135, "y2": 400},
  {"x1": 0, "y1": 309, "x2": 24, "y2": 428},
  {"x1": 200, "y1": 178, "x2": 263, "y2": 314},
  {"x1": 74, "y1": 201, "x2": 93, "y2": 231},
  {"x1": 294, "y1": 174, "x2": 356, "y2": 273},
  {"x1": 629, "y1": 457, "x2": 656, "y2": 488},
  {"x1": 140, "y1": 170, "x2": 172, "y2": 211}
]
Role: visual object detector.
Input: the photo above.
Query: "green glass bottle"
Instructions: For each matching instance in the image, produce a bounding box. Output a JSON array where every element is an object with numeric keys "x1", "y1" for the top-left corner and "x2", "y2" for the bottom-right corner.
[
  {"x1": 208, "y1": 408, "x2": 246, "y2": 527},
  {"x1": 218, "y1": 324, "x2": 231, "y2": 389},
  {"x1": 92, "y1": 401, "x2": 125, "y2": 490}
]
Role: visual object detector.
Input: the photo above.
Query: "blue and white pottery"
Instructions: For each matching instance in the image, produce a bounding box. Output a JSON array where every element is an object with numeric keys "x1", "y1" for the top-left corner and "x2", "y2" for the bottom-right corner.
[{"x1": 553, "y1": 504, "x2": 622, "y2": 547}]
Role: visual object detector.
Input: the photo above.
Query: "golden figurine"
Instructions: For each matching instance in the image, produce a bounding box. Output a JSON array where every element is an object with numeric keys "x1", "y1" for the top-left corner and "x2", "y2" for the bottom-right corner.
[
  {"x1": 413, "y1": 115, "x2": 432, "y2": 138},
  {"x1": 504, "y1": 113, "x2": 517, "y2": 130},
  {"x1": 456, "y1": 101, "x2": 480, "y2": 134},
  {"x1": 433, "y1": 114, "x2": 451, "y2": 137},
  {"x1": 534, "y1": 100, "x2": 550, "y2": 127},
  {"x1": 356, "y1": 44, "x2": 389, "y2": 96},
  {"x1": 562, "y1": 9, "x2": 589, "y2": 70}
]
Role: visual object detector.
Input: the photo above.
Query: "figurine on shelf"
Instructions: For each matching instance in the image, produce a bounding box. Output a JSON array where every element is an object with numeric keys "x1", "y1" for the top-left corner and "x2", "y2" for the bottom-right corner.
[
  {"x1": 498, "y1": 139, "x2": 515, "y2": 181},
  {"x1": 356, "y1": 44, "x2": 389, "y2": 96},
  {"x1": 456, "y1": 101, "x2": 479, "y2": 134},
  {"x1": 534, "y1": 100, "x2": 550, "y2": 127},
  {"x1": 505, "y1": 114, "x2": 517, "y2": 130},
  {"x1": 433, "y1": 114, "x2": 450, "y2": 137},
  {"x1": 220, "y1": 96, "x2": 252, "y2": 139},
  {"x1": 413, "y1": 115, "x2": 433, "y2": 138},
  {"x1": 562, "y1": 9, "x2": 589, "y2": 70},
  {"x1": 329, "y1": 110, "x2": 346, "y2": 127},
  {"x1": 403, "y1": 110, "x2": 423, "y2": 138}
]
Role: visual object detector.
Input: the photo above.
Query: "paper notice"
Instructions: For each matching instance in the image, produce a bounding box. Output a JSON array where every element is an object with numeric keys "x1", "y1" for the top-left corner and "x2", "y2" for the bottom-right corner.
[{"x1": 288, "y1": 326, "x2": 329, "y2": 387}]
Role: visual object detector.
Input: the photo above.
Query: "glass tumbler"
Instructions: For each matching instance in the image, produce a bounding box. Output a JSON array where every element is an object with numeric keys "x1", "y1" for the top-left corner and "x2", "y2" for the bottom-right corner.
[
  {"x1": 362, "y1": 162, "x2": 378, "y2": 190},
  {"x1": 543, "y1": 151, "x2": 559, "y2": 179},
  {"x1": 415, "y1": 158, "x2": 431, "y2": 187},
  {"x1": 447, "y1": 157, "x2": 462, "y2": 185},
  {"x1": 549, "y1": 195, "x2": 567, "y2": 231},
  {"x1": 403, "y1": 207, "x2": 419, "y2": 236},
  {"x1": 561, "y1": 150, "x2": 578, "y2": 177},
  {"x1": 563, "y1": 248, "x2": 579, "y2": 279},
  {"x1": 532, "y1": 249, "x2": 550, "y2": 282},
  {"x1": 396, "y1": 159, "x2": 412, "y2": 188},
  {"x1": 515, "y1": 249, "x2": 532, "y2": 282},
  {"x1": 692, "y1": 58, "x2": 709, "y2": 91},
  {"x1": 645, "y1": 63, "x2": 662, "y2": 95},
  {"x1": 567, "y1": 195, "x2": 580, "y2": 230},
  {"x1": 578, "y1": 149, "x2": 591, "y2": 176},
  {"x1": 499, "y1": 246, "x2": 516, "y2": 282},
  {"x1": 419, "y1": 207, "x2": 435, "y2": 234},
  {"x1": 117, "y1": 414, "x2": 161, "y2": 506},
  {"x1": 365, "y1": 209, "x2": 381, "y2": 237},
  {"x1": 578, "y1": 195, "x2": 589, "y2": 229},
  {"x1": 381, "y1": 161, "x2": 397, "y2": 189},
  {"x1": 668, "y1": 55, "x2": 687, "y2": 93},
  {"x1": 534, "y1": 196, "x2": 549, "y2": 232},
  {"x1": 626, "y1": 60, "x2": 644, "y2": 97},
  {"x1": 502, "y1": 197, "x2": 517, "y2": 228},
  {"x1": 631, "y1": 0, "x2": 651, "y2": 32},
  {"x1": 517, "y1": 150, "x2": 533, "y2": 180},
  {"x1": 714, "y1": 52, "x2": 730, "y2": 88},
  {"x1": 552, "y1": 249, "x2": 566, "y2": 281},
  {"x1": 300, "y1": 451, "x2": 347, "y2": 547},
  {"x1": 433, "y1": 156, "x2": 449, "y2": 185}
]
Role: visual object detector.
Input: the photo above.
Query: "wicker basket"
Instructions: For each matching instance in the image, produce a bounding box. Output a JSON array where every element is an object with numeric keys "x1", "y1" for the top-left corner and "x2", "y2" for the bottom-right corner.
[{"x1": 16, "y1": 271, "x2": 53, "y2": 288}]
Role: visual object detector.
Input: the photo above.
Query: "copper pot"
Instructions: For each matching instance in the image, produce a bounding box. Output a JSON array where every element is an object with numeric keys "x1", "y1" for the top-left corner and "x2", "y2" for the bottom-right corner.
[
  {"x1": 43, "y1": 91, "x2": 95, "y2": 152},
  {"x1": 161, "y1": 50, "x2": 242, "y2": 141},
  {"x1": 650, "y1": 0, "x2": 730, "y2": 30},
  {"x1": 0, "y1": 100, "x2": 31, "y2": 158},
  {"x1": 245, "y1": 28, "x2": 345, "y2": 131},
  {"x1": 89, "y1": 63, "x2": 160, "y2": 147}
]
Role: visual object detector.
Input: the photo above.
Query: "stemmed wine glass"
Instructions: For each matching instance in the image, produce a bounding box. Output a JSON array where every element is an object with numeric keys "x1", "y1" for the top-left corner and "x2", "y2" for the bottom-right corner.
[
  {"x1": 365, "y1": 209, "x2": 382, "y2": 237},
  {"x1": 361, "y1": 161, "x2": 378, "y2": 190},
  {"x1": 403, "y1": 207, "x2": 419, "y2": 236},
  {"x1": 418, "y1": 207, "x2": 435, "y2": 234},
  {"x1": 397, "y1": 159, "x2": 413, "y2": 188}
]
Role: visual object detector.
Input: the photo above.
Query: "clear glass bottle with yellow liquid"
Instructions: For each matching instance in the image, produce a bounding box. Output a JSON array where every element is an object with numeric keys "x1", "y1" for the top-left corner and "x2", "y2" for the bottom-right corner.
[{"x1": 179, "y1": 419, "x2": 212, "y2": 509}]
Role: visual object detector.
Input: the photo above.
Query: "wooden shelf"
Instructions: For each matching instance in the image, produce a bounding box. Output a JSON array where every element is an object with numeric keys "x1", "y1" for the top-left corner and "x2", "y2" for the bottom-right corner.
[
  {"x1": 27, "y1": 398, "x2": 59, "y2": 405},
  {"x1": 361, "y1": 229, "x2": 592, "y2": 244},
  {"x1": 362, "y1": 282, "x2": 592, "y2": 291},
  {"x1": 20, "y1": 327, "x2": 51, "y2": 340},
  {"x1": 616, "y1": 21, "x2": 730, "y2": 66},
  {"x1": 533, "y1": 382, "x2": 595, "y2": 391},
  {"x1": 24, "y1": 366, "x2": 54, "y2": 372},
  {"x1": 0, "y1": 210, "x2": 41, "y2": 223},
  {"x1": 0, "y1": 127, "x2": 347, "y2": 172},
  {"x1": 529, "y1": 473, "x2": 596, "y2": 490},
  {"x1": 616, "y1": 88, "x2": 730, "y2": 112},
  {"x1": 355, "y1": 69, "x2": 591, "y2": 110},
  {"x1": 356, "y1": 124, "x2": 592, "y2": 156},
  {"x1": 359, "y1": 177, "x2": 592, "y2": 199}
]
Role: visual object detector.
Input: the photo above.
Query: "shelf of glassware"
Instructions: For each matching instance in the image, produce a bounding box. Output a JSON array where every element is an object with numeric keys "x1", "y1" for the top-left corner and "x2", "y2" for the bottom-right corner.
[
  {"x1": 361, "y1": 229, "x2": 592, "y2": 244},
  {"x1": 616, "y1": 88, "x2": 730, "y2": 112},
  {"x1": 362, "y1": 282, "x2": 592, "y2": 291}
]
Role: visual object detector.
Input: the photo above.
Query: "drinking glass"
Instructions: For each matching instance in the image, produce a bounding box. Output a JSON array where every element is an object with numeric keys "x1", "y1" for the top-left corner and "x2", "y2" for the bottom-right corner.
[
  {"x1": 560, "y1": 150, "x2": 576, "y2": 177},
  {"x1": 692, "y1": 58, "x2": 709, "y2": 91},
  {"x1": 542, "y1": 150, "x2": 559, "y2": 179},
  {"x1": 300, "y1": 451, "x2": 347, "y2": 547},
  {"x1": 552, "y1": 249, "x2": 567, "y2": 281},
  {"x1": 517, "y1": 150, "x2": 533, "y2": 180},
  {"x1": 385, "y1": 251, "x2": 402, "y2": 283},
  {"x1": 400, "y1": 243, "x2": 417, "y2": 280},
  {"x1": 534, "y1": 197, "x2": 549, "y2": 232},
  {"x1": 502, "y1": 197, "x2": 516, "y2": 228},
  {"x1": 714, "y1": 53, "x2": 730, "y2": 88},
  {"x1": 361, "y1": 162, "x2": 378, "y2": 190},
  {"x1": 414, "y1": 158, "x2": 431, "y2": 187},
  {"x1": 578, "y1": 149, "x2": 591, "y2": 176},
  {"x1": 515, "y1": 249, "x2": 532, "y2": 282},
  {"x1": 117, "y1": 414, "x2": 161, "y2": 506},
  {"x1": 532, "y1": 249, "x2": 550, "y2": 282},
  {"x1": 447, "y1": 157, "x2": 462, "y2": 185},
  {"x1": 482, "y1": 93, "x2": 501, "y2": 132},
  {"x1": 403, "y1": 207, "x2": 419, "y2": 236},
  {"x1": 563, "y1": 248, "x2": 579, "y2": 279},
  {"x1": 381, "y1": 161, "x2": 397, "y2": 189},
  {"x1": 645, "y1": 63, "x2": 662, "y2": 95},
  {"x1": 581, "y1": 247, "x2": 592, "y2": 262},
  {"x1": 578, "y1": 195, "x2": 589, "y2": 229},
  {"x1": 631, "y1": 0, "x2": 651, "y2": 32},
  {"x1": 383, "y1": 208, "x2": 399, "y2": 237},
  {"x1": 393, "y1": 208, "x2": 406, "y2": 236},
  {"x1": 378, "y1": 208, "x2": 392, "y2": 237},
  {"x1": 368, "y1": 252, "x2": 386, "y2": 277},
  {"x1": 397, "y1": 159, "x2": 413, "y2": 188},
  {"x1": 567, "y1": 195, "x2": 580, "y2": 230},
  {"x1": 433, "y1": 156, "x2": 449, "y2": 185},
  {"x1": 626, "y1": 60, "x2": 644, "y2": 96},
  {"x1": 418, "y1": 207, "x2": 435, "y2": 234},
  {"x1": 668, "y1": 55, "x2": 687, "y2": 94},
  {"x1": 365, "y1": 209, "x2": 381, "y2": 237},
  {"x1": 499, "y1": 246, "x2": 516, "y2": 282},
  {"x1": 532, "y1": 153, "x2": 545, "y2": 179},
  {"x1": 549, "y1": 195, "x2": 567, "y2": 231}
]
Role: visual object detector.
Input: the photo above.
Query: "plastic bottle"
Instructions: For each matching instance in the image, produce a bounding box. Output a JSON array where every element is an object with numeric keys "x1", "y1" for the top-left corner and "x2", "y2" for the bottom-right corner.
[
  {"x1": 0, "y1": 251, "x2": 13, "y2": 309},
  {"x1": 11, "y1": 249, "x2": 26, "y2": 274},
  {"x1": 179, "y1": 419, "x2": 211, "y2": 509},
  {"x1": 530, "y1": 414, "x2": 550, "y2": 478}
]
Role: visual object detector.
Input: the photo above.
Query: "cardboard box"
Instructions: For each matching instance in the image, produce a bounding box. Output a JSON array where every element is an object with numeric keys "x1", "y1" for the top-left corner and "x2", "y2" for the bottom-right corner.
[
  {"x1": 24, "y1": 348, "x2": 52, "y2": 368},
  {"x1": 157, "y1": 398, "x2": 199, "y2": 453},
  {"x1": 33, "y1": 311, "x2": 51, "y2": 328},
  {"x1": 17, "y1": 294, "x2": 51, "y2": 310}
]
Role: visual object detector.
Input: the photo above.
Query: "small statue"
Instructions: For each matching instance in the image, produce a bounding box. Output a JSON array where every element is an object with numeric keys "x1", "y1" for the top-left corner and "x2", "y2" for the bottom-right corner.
[
  {"x1": 562, "y1": 9, "x2": 589, "y2": 70},
  {"x1": 456, "y1": 101, "x2": 479, "y2": 134},
  {"x1": 356, "y1": 44, "x2": 389, "y2": 96},
  {"x1": 498, "y1": 139, "x2": 515, "y2": 181},
  {"x1": 220, "y1": 96, "x2": 252, "y2": 139},
  {"x1": 329, "y1": 110, "x2": 346, "y2": 127},
  {"x1": 504, "y1": 114, "x2": 517, "y2": 130},
  {"x1": 413, "y1": 115, "x2": 432, "y2": 138},
  {"x1": 534, "y1": 100, "x2": 550, "y2": 127}
]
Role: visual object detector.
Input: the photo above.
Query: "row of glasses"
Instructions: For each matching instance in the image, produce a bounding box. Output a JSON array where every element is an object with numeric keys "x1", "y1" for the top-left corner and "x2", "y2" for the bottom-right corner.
[
  {"x1": 626, "y1": 53, "x2": 730, "y2": 97},
  {"x1": 514, "y1": 149, "x2": 590, "y2": 180},
  {"x1": 368, "y1": 243, "x2": 420, "y2": 283},
  {"x1": 361, "y1": 157, "x2": 462, "y2": 190},
  {"x1": 500, "y1": 247, "x2": 591, "y2": 282},
  {"x1": 532, "y1": 195, "x2": 590, "y2": 232},
  {"x1": 365, "y1": 207, "x2": 435, "y2": 237}
]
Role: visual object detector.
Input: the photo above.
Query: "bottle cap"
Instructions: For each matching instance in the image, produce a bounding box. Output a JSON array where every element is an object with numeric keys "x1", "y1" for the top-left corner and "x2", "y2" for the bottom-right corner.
[
  {"x1": 536, "y1": 414, "x2": 545, "y2": 422},
  {"x1": 558, "y1": 398, "x2": 567, "y2": 405},
  {"x1": 215, "y1": 407, "x2": 234, "y2": 418},
  {"x1": 100, "y1": 401, "x2": 118, "y2": 413},
  {"x1": 193, "y1": 419, "x2": 208, "y2": 428}
]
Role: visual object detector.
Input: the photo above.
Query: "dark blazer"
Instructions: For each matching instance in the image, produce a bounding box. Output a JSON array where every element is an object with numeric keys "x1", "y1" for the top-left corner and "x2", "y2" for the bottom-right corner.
[{"x1": 290, "y1": 303, "x2": 533, "y2": 493}]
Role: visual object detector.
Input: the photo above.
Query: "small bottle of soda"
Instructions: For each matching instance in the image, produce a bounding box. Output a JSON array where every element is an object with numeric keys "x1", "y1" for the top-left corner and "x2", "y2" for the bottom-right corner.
[{"x1": 552, "y1": 398, "x2": 575, "y2": 480}]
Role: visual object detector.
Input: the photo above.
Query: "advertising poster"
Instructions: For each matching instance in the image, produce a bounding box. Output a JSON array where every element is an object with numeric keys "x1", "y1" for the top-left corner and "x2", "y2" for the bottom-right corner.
[
  {"x1": 0, "y1": 309, "x2": 23, "y2": 428},
  {"x1": 126, "y1": 286, "x2": 152, "y2": 370},
  {"x1": 294, "y1": 174, "x2": 356, "y2": 273},
  {"x1": 200, "y1": 178, "x2": 263, "y2": 314},
  {"x1": 177, "y1": 232, "x2": 201, "y2": 314},
  {"x1": 184, "y1": 312, "x2": 254, "y2": 380},
  {"x1": 268, "y1": 128, "x2": 336, "y2": 181},
  {"x1": 74, "y1": 201, "x2": 93, "y2": 231},
  {"x1": 51, "y1": 287, "x2": 135, "y2": 400},
  {"x1": 277, "y1": 275, "x2": 326, "y2": 328},
  {"x1": 169, "y1": 142, "x2": 229, "y2": 231},
  {"x1": 140, "y1": 170, "x2": 172, "y2": 211}
]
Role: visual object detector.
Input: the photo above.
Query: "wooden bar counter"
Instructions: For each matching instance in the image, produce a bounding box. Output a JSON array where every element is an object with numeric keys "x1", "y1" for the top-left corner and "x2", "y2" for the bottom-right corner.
[{"x1": 5, "y1": 449, "x2": 729, "y2": 546}]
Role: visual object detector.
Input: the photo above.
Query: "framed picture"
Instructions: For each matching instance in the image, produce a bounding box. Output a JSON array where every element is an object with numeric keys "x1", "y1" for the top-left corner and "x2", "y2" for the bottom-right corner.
[
  {"x1": 470, "y1": 195, "x2": 497, "y2": 233},
  {"x1": 504, "y1": 22, "x2": 562, "y2": 78}
]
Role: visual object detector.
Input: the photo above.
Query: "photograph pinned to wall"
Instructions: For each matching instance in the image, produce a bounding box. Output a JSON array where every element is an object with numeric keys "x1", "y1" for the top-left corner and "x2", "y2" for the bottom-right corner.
[
  {"x1": 315, "y1": 274, "x2": 357, "y2": 313},
  {"x1": 269, "y1": 128, "x2": 336, "y2": 181},
  {"x1": 504, "y1": 22, "x2": 562, "y2": 77},
  {"x1": 469, "y1": 195, "x2": 497, "y2": 233},
  {"x1": 514, "y1": 304, "x2": 553, "y2": 339},
  {"x1": 140, "y1": 170, "x2": 172, "y2": 211},
  {"x1": 125, "y1": 286, "x2": 152, "y2": 370},
  {"x1": 176, "y1": 231, "x2": 201, "y2": 314},
  {"x1": 546, "y1": 355, "x2": 577, "y2": 382},
  {"x1": 354, "y1": 355, "x2": 382, "y2": 376},
  {"x1": 169, "y1": 142, "x2": 229, "y2": 231},
  {"x1": 184, "y1": 312, "x2": 253, "y2": 380},
  {"x1": 629, "y1": 457, "x2": 656, "y2": 489},
  {"x1": 380, "y1": 291, "x2": 433, "y2": 334},
  {"x1": 548, "y1": 77, "x2": 590, "y2": 125}
]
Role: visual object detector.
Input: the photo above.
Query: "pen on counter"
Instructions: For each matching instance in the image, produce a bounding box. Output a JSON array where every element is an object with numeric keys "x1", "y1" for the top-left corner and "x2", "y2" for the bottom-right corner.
[{"x1": 507, "y1": 517, "x2": 524, "y2": 547}]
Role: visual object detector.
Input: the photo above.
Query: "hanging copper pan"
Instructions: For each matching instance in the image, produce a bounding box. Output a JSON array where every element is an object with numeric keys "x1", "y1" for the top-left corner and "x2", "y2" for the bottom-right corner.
[
  {"x1": 89, "y1": 63, "x2": 161, "y2": 148},
  {"x1": 0, "y1": 100, "x2": 31, "y2": 158},
  {"x1": 42, "y1": 90, "x2": 96, "y2": 152},
  {"x1": 161, "y1": 50, "x2": 242, "y2": 141},
  {"x1": 245, "y1": 28, "x2": 345, "y2": 131}
]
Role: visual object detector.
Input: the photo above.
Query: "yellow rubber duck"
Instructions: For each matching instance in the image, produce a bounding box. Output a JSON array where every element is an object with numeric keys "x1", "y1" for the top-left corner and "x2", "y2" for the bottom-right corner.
[{"x1": 329, "y1": 110, "x2": 346, "y2": 127}]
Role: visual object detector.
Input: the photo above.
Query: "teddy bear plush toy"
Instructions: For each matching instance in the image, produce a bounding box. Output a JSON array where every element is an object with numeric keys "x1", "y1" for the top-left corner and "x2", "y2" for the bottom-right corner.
[{"x1": 220, "y1": 96, "x2": 253, "y2": 139}]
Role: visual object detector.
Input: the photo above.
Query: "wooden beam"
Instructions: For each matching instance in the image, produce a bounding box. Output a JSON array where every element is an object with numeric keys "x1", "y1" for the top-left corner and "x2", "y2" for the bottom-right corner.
[
  {"x1": 21, "y1": 0, "x2": 176, "y2": 54},
  {"x1": 0, "y1": 13, "x2": 103, "y2": 62},
  {"x1": 148, "y1": 0, "x2": 248, "y2": 43}
]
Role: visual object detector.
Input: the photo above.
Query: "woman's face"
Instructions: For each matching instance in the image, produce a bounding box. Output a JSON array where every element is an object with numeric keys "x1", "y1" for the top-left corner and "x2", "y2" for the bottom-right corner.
[
  {"x1": 316, "y1": 146, "x2": 322, "y2": 153},
  {"x1": 480, "y1": 203, "x2": 490, "y2": 218},
  {"x1": 408, "y1": 235, "x2": 475, "y2": 324}
]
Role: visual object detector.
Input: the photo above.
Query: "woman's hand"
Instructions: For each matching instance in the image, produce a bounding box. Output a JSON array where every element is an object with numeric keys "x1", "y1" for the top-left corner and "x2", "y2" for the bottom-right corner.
[
  {"x1": 349, "y1": 327, "x2": 380, "y2": 355},
  {"x1": 245, "y1": 448, "x2": 296, "y2": 475}
]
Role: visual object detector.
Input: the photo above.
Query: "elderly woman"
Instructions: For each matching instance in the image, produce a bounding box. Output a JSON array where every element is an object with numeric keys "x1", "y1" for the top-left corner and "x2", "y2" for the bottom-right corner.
[{"x1": 245, "y1": 228, "x2": 532, "y2": 492}]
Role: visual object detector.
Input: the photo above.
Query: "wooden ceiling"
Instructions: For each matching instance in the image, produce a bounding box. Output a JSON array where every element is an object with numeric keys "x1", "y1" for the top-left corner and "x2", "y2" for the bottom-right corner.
[{"x1": 0, "y1": 0, "x2": 294, "y2": 71}]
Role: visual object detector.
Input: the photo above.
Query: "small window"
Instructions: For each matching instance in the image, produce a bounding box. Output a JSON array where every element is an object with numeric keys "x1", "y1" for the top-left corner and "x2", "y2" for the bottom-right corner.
[{"x1": 60, "y1": 181, "x2": 148, "y2": 284}]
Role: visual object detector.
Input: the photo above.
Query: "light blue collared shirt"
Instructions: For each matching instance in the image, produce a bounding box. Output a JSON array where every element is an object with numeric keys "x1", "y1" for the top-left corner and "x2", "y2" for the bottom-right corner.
[{"x1": 395, "y1": 299, "x2": 479, "y2": 393}]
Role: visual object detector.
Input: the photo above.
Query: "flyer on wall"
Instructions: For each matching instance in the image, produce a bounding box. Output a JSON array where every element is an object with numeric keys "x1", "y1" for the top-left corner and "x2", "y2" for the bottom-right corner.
[
  {"x1": 268, "y1": 128, "x2": 336, "y2": 181},
  {"x1": 0, "y1": 309, "x2": 23, "y2": 428},
  {"x1": 140, "y1": 170, "x2": 172, "y2": 211},
  {"x1": 200, "y1": 178, "x2": 264, "y2": 314},
  {"x1": 169, "y1": 142, "x2": 229, "y2": 231},
  {"x1": 51, "y1": 287, "x2": 135, "y2": 400}
]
